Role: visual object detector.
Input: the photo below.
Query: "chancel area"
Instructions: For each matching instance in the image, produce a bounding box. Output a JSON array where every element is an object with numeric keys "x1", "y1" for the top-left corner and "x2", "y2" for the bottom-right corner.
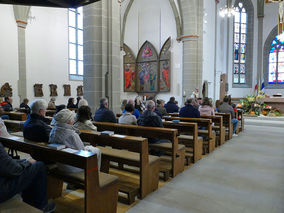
[{"x1": 0, "y1": 0, "x2": 284, "y2": 213}]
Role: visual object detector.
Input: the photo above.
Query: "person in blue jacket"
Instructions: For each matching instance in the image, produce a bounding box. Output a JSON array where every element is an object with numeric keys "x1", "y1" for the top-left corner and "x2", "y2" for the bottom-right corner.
[
  {"x1": 165, "y1": 97, "x2": 179, "y2": 113},
  {"x1": 179, "y1": 98, "x2": 200, "y2": 118}
]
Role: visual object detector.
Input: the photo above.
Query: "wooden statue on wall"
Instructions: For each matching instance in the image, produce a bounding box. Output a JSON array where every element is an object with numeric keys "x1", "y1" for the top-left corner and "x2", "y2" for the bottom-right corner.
[
  {"x1": 49, "y1": 84, "x2": 58, "y2": 96},
  {"x1": 77, "y1": 85, "x2": 83, "y2": 96},
  {"x1": 0, "y1": 82, "x2": 12, "y2": 97},
  {"x1": 63, "y1": 84, "x2": 71, "y2": 96},
  {"x1": 34, "y1": 84, "x2": 43, "y2": 97}
]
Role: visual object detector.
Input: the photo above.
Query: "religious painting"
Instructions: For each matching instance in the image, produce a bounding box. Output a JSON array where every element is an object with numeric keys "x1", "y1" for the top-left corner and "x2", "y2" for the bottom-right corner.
[
  {"x1": 0, "y1": 82, "x2": 12, "y2": 97},
  {"x1": 49, "y1": 84, "x2": 58, "y2": 96},
  {"x1": 34, "y1": 84, "x2": 43, "y2": 97},
  {"x1": 123, "y1": 44, "x2": 136, "y2": 92},
  {"x1": 63, "y1": 84, "x2": 71, "y2": 96},
  {"x1": 77, "y1": 85, "x2": 83, "y2": 96},
  {"x1": 159, "y1": 37, "x2": 171, "y2": 92},
  {"x1": 136, "y1": 41, "x2": 158, "y2": 93}
]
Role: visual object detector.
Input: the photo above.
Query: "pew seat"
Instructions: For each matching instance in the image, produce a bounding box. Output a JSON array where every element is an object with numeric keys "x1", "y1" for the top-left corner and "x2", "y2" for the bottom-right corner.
[{"x1": 0, "y1": 196, "x2": 41, "y2": 213}]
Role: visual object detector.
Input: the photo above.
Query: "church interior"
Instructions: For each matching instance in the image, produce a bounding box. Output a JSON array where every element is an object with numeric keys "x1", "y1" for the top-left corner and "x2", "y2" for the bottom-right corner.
[{"x1": 0, "y1": 0, "x2": 284, "y2": 212}]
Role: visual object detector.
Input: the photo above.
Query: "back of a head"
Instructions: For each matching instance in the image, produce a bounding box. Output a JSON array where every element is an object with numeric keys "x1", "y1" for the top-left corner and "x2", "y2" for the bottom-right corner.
[
  {"x1": 4, "y1": 97, "x2": 9, "y2": 102},
  {"x1": 77, "y1": 106, "x2": 91, "y2": 122},
  {"x1": 68, "y1": 98, "x2": 74, "y2": 104},
  {"x1": 185, "y1": 98, "x2": 193, "y2": 105},
  {"x1": 23, "y1": 98, "x2": 29, "y2": 104},
  {"x1": 202, "y1": 97, "x2": 211, "y2": 107},
  {"x1": 100, "y1": 98, "x2": 108, "y2": 107},
  {"x1": 127, "y1": 99, "x2": 135, "y2": 106},
  {"x1": 146, "y1": 100, "x2": 155, "y2": 111},
  {"x1": 54, "y1": 109, "x2": 75, "y2": 124},
  {"x1": 56, "y1": 104, "x2": 66, "y2": 113},
  {"x1": 30, "y1": 99, "x2": 48, "y2": 115},
  {"x1": 223, "y1": 96, "x2": 229, "y2": 103},
  {"x1": 125, "y1": 103, "x2": 134, "y2": 113},
  {"x1": 78, "y1": 99, "x2": 89, "y2": 108},
  {"x1": 169, "y1": 97, "x2": 175, "y2": 102}
]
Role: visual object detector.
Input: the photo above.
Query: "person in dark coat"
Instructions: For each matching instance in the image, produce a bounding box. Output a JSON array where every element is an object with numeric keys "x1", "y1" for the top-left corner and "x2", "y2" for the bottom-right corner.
[
  {"x1": 23, "y1": 99, "x2": 51, "y2": 142},
  {"x1": 67, "y1": 98, "x2": 77, "y2": 109},
  {"x1": 1, "y1": 97, "x2": 13, "y2": 112},
  {"x1": 164, "y1": 97, "x2": 179, "y2": 113},
  {"x1": 20, "y1": 98, "x2": 31, "y2": 114},
  {"x1": 94, "y1": 98, "x2": 116, "y2": 123},
  {"x1": 179, "y1": 98, "x2": 201, "y2": 118}
]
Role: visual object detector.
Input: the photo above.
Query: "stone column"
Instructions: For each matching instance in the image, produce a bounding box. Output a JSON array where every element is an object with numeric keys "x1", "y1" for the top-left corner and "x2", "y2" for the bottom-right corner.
[
  {"x1": 180, "y1": 0, "x2": 203, "y2": 99},
  {"x1": 13, "y1": 6, "x2": 30, "y2": 102},
  {"x1": 83, "y1": 0, "x2": 121, "y2": 113},
  {"x1": 257, "y1": 0, "x2": 264, "y2": 86}
]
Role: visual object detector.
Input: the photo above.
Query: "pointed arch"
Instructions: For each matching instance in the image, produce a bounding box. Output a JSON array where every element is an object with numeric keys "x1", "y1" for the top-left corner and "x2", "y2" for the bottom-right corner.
[
  {"x1": 123, "y1": 44, "x2": 136, "y2": 92},
  {"x1": 159, "y1": 37, "x2": 171, "y2": 92},
  {"x1": 136, "y1": 41, "x2": 158, "y2": 93}
]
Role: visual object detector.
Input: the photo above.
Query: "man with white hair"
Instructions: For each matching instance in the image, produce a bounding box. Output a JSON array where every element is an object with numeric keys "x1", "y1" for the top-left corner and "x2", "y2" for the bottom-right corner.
[
  {"x1": 23, "y1": 99, "x2": 51, "y2": 142},
  {"x1": 94, "y1": 98, "x2": 116, "y2": 123}
]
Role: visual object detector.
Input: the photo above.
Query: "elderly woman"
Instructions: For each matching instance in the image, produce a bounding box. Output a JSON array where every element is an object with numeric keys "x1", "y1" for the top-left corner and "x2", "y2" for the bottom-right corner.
[
  {"x1": 49, "y1": 109, "x2": 101, "y2": 173},
  {"x1": 74, "y1": 106, "x2": 97, "y2": 131}
]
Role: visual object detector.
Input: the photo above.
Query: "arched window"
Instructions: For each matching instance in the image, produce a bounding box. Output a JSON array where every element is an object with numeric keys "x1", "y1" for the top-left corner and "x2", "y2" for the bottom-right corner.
[
  {"x1": 232, "y1": 0, "x2": 253, "y2": 87},
  {"x1": 68, "y1": 7, "x2": 83, "y2": 80},
  {"x1": 268, "y1": 34, "x2": 284, "y2": 84}
]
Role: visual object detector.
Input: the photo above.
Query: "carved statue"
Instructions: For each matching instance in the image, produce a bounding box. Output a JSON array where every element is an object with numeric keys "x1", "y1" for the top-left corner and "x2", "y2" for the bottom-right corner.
[
  {"x1": 77, "y1": 85, "x2": 83, "y2": 96},
  {"x1": 63, "y1": 84, "x2": 71, "y2": 96},
  {"x1": 49, "y1": 84, "x2": 58, "y2": 97},
  {"x1": 34, "y1": 84, "x2": 43, "y2": 97},
  {"x1": 0, "y1": 82, "x2": 12, "y2": 97}
]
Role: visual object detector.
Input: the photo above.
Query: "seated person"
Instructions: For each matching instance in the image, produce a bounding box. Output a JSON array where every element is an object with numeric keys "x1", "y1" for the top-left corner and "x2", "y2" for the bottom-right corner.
[
  {"x1": 165, "y1": 97, "x2": 179, "y2": 113},
  {"x1": 156, "y1": 99, "x2": 167, "y2": 116},
  {"x1": 74, "y1": 106, "x2": 97, "y2": 131},
  {"x1": 179, "y1": 98, "x2": 201, "y2": 118},
  {"x1": 47, "y1": 98, "x2": 56, "y2": 110},
  {"x1": 50, "y1": 104, "x2": 66, "y2": 126},
  {"x1": 67, "y1": 98, "x2": 77, "y2": 109},
  {"x1": 218, "y1": 96, "x2": 239, "y2": 136},
  {"x1": 20, "y1": 98, "x2": 31, "y2": 113},
  {"x1": 122, "y1": 99, "x2": 140, "y2": 119},
  {"x1": 78, "y1": 98, "x2": 89, "y2": 108},
  {"x1": 2, "y1": 97, "x2": 13, "y2": 112},
  {"x1": 0, "y1": 106, "x2": 9, "y2": 120},
  {"x1": 94, "y1": 98, "x2": 116, "y2": 123},
  {"x1": 0, "y1": 117, "x2": 10, "y2": 137},
  {"x1": 120, "y1": 99, "x2": 127, "y2": 112},
  {"x1": 119, "y1": 104, "x2": 137, "y2": 125},
  {"x1": 75, "y1": 97, "x2": 81, "y2": 108},
  {"x1": 49, "y1": 109, "x2": 101, "y2": 172},
  {"x1": 0, "y1": 132, "x2": 55, "y2": 212},
  {"x1": 199, "y1": 97, "x2": 215, "y2": 116},
  {"x1": 23, "y1": 99, "x2": 51, "y2": 142}
]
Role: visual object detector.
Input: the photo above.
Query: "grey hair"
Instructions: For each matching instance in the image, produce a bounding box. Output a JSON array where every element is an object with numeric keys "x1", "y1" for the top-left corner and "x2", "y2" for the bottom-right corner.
[
  {"x1": 30, "y1": 99, "x2": 48, "y2": 114},
  {"x1": 100, "y1": 98, "x2": 108, "y2": 106},
  {"x1": 146, "y1": 100, "x2": 155, "y2": 111},
  {"x1": 78, "y1": 99, "x2": 89, "y2": 108}
]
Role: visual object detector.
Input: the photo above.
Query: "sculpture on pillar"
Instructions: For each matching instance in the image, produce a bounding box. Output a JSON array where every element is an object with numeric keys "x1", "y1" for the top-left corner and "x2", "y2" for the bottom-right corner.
[
  {"x1": 63, "y1": 84, "x2": 71, "y2": 96},
  {"x1": 0, "y1": 83, "x2": 12, "y2": 97},
  {"x1": 49, "y1": 84, "x2": 58, "y2": 97},
  {"x1": 77, "y1": 85, "x2": 83, "y2": 96},
  {"x1": 34, "y1": 84, "x2": 43, "y2": 97}
]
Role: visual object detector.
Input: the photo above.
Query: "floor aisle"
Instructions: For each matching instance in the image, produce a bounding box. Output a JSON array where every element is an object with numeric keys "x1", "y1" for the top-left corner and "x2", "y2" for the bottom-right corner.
[{"x1": 127, "y1": 122, "x2": 284, "y2": 213}]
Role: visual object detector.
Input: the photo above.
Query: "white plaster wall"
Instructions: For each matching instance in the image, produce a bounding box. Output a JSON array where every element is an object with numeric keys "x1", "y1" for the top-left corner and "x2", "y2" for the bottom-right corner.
[
  {"x1": 0, "y1": 5, "x2": 19, "y2": 106},
  {"x1": 121, "y1": 0, "x2": 183, "y2": 106},
  {"x1": 0, "y1": 6, "x2": 83, "y2": 108}
]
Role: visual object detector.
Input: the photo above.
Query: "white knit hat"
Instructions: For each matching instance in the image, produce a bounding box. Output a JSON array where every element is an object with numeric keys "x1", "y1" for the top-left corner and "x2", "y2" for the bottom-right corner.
[{"x1": 54, "y1": 109, "x2": 75, "y2": 124}]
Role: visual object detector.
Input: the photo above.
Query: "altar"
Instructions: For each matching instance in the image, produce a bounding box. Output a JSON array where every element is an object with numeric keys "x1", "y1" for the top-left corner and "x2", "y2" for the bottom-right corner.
[{"x1": 263, "y1": 97, "x2": 284, "y2": 113}]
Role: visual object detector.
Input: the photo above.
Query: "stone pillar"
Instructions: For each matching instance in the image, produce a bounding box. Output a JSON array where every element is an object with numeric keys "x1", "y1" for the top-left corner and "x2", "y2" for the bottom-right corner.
[
  {"x1": 13, "y1": 6, "x2": 30, "y2": 102},
  {"x1": 180, "y1": 0, "x2": 203, "y2": 99},
  {"x1": 257, "y1": 0, "x2": 265, "y2": 86},
  {"x1": 83, "y1": 0, "x2": 121, "y2": 113}
]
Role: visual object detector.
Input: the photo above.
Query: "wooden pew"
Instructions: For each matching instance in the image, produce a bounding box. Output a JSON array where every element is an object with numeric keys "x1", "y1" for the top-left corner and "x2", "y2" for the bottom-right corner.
[
  {"x1": 237, "y1": 110, "x2": 244, "y2": 132},
  {"x1": 46, "y1": 110, "x2": 56, "y2": 117},
  {"x1": 0, "y1": 135, "x2": 119, "y2": 213},
  {"x1": 79, "y1": 130, "x2": 160, "y2": 203},
  {"x1": 0, "y1": 196, "x2": 41, "y2": 213},
  {"x1": 92, "y1": 122, "x2": 185, "y2": 179},
  {"x1": 4, "y1": 120, "x2": 24, "y2": 132},
  {"x1": 164, "y1": 117, "x2": 215, "y2": 153},
  {"x1": 162, "y1": 121, "x2": 203, "y2": 164},
  {"x1": 216, "y1": 113, "x2": 233, "y2": 140},
  {"x1": 3, "y1": 112, "x2": 27, "y2": 121}
]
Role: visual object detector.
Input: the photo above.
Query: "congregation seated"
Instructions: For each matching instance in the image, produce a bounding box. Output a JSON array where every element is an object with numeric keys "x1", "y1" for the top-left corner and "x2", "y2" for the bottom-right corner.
[
  {"x1": 0, "y1": 121, "x2": 56, "y2": 213},
  {"x1": 20, "y1": 98, "x2": 31, "y2": 114},
  {"x1": 23, "y1": 99, "x2": 51, "y2": 142},
  {"x1": 165, "y1": 97, "x2": 179, "y2": 113},
  {"x1": 67, "y1": 97, "x2": 77, "y2": 109},
  {"x1": 49, "y1": 109, "x2": 101, "y2": 172},
  {"x1": 1, "y1": 97, "x2": 13, "y2": 112},
  {"x1": 156, "y1": 99, "x2": 167, "y2": 116},
  {"x1": 47, "y1": 98, "x2": 56, "y2": 110},
  {"x1": 74, "y1": 106, "x2": 97, "y2": 131},
  {"x1": 218, "y1": 96, "x2": 238, "y2": 136},
  {"x1": 119, "y1": 103, "x2": 137, "y2": 125},
  {"x1": 179, "y1": 98, "x2": 201, "y2": 118},
  {"x1": 94, "y1": 98, "x2": 116, "y2": 123},
  {"x1": 122, "y1": 99, "x2": 140, "y2": 119},
  {"x1": 199, "y1": 97, "x2": 215, "y2": 116}
]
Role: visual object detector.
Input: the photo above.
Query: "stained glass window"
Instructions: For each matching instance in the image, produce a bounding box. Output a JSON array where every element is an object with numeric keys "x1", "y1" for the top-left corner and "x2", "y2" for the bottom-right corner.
[
  {"x1": 233, "y1": 2, "x2": 247, "y2": 84},
  {"x1": 69, "y1": 7, "x2": 83, "y2": 80},
  {"x1": 268, "y1": 34, "x2": 284, "y2": 84}
]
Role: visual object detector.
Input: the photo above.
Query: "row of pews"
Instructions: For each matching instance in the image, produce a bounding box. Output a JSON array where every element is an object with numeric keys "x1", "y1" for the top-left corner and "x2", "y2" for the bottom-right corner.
[{"x1": 0, "y1": 109, "x2": 244, "y2": 213}]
